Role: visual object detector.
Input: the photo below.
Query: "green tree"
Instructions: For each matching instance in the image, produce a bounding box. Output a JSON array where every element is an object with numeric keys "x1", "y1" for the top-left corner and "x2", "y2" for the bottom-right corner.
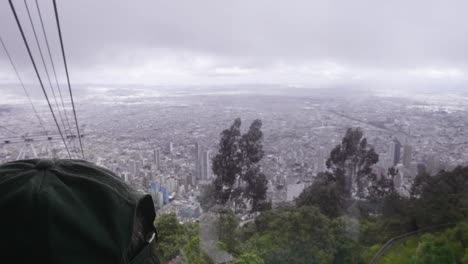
[
  {"x1": 462, "y1": 248, "x2": 468, "y2": 264},
  {"x1": 296, "y1": 172, "x2": 342, "y2": 218},
  {"x1": 331, "y1": 217, "x2": 364, "y2": 264},
  {"x1": 297, "y1": 128, "x2": 378, "y2": 217},
  {"x1": 243, "y1": 206, "x2": 336, "y2": 264},
  {"x1": 367, "y1": 167, "x2": 408, "y2": 218},
  {"x1": 325, "y1": 127, "x2": 379, "y2": 200},
  {"x1": 212, "y1": 118, "x2": 243, "y2": 205},
  {"x1": 296, "y1": 128, "x2": 379, "y2": 217},
  {"x1": 155, "y1": 213, "x2": 185, "y2": 263},
  {"x1": 414, "y1": 234, "x2": 458, "y2": 264},
  {"x1": 216, "y1": 208, "x2": 240, "y2": 254},
  {"x1": 409, "y1": 171, "x2": 431, "y2": 199},
  {"x1": 411, "y1": 166, "x2": 468, "y2": 227},
  {"x1": 155, "y1": 214, "x2": 214, "y2": 264},
  {"x1": 182, "y1": 236, "x2": 212, "y2": 264},
  {"x1": 241, "y1": 120, "x2": 268, "y2": 211},
  {"x1": 368, "y1": 167, "x2": 397, "y2": 203},
  {"x1": 376, "y1": 223, "x2": 468, "y2": 264},
  {"x1": 233, "y1": 253, "x2": 264, "y2": 264},
  {"x1": 212, "y1": 118, "x2": 268, "y2": 211}
]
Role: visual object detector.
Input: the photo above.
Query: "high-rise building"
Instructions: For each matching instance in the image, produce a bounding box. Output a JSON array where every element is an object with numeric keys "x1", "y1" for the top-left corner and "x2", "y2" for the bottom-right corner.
[
  {"x1": 195, "y1": 143, "x2": 202, "y2": 180},
  {"x1": 167, "y1": 178, "x2": 177, "y2": 193},
  {"x1": 389, "y1": 139, "x2": 401, "y2": 166},
  {"x1": 202, "y1": 149, "x2": 210, "y2": 180},
  {"x1": 402, "y1": 145, "x2": 412, "y2": 167},
  {"x1": 153, "y1": 148, "x2": 161, "y2": 171},
  {"x1": 195, "y1": 143, "x2": 211, "y2": 180}
]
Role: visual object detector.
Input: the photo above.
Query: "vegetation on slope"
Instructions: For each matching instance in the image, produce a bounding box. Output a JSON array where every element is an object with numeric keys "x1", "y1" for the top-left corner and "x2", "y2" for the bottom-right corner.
[{"x1": 155, "y1": 121, "x2": 468, "y2": 263}]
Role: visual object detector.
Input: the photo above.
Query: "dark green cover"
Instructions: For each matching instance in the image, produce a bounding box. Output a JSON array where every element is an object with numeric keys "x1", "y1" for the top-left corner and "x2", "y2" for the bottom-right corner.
[{"x1": 0, "y1": 159, "x2": 158, "y2": 264}]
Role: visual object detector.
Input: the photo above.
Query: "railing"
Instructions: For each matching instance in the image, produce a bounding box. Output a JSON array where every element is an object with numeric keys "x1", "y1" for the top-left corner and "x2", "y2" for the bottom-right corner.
[{"x1": 369, "y1": 223, "x2": 456, "y2": 264}]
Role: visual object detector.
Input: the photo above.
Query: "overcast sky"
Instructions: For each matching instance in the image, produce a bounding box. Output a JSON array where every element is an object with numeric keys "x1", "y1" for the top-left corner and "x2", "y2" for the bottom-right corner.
[{"x1": 1, "y1": 0, "x2": 467, "y2": 89}]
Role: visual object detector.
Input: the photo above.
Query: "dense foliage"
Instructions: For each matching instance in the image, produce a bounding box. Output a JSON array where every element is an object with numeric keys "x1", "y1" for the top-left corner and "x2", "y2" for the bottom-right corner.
[
  {"x1": 233, "y1": 253, "x2": 265, "y2": 264},
  {"x1": 378, "y1": 223, "x2": 468, "y2": 264},
  {"x1": 240, "y1": 206, "x2": 360, "y2": 264},
  {"x1": 215, "y1": 208, "x2": 240, "y2": 254},
  {"x1": 155, "y1": 213, "x2": 211, "y2": 264},
  {"x1": 410, "y1": 166, "x2": 468, "y2": 228},
  {"x1": 155, "y1": 127, "x2": 468, "y2": 264},
  {"x1": 155, "y1": 213, "x2": 185, "y2": 262}
]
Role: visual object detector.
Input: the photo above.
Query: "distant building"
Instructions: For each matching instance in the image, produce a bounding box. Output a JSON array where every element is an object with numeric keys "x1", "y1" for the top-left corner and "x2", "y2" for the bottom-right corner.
[
  {"x1": 195, "y1": 143, "x2": 211, "y2": 180},
  {"x1": 168, "y1": 177, "x2": 178, "y2": 193},
  {"x1": 389, "y1": 139, "x2": 401, "y2": 166},
  {"x1": 402, "y1": 145, "x2": 412, "y2": 167},
  {"x1": 195, "y1": 143, "x2": 202, "y2": 180},
  {"x1": 131, "y1": 159, "x2": 142, "y2": 179},
  {"x1": 153, "y1": 148, "x2": 161, "y2": 170},
  {"x1": 202, "y1": 149, "x2": 211, "y2": 180}
]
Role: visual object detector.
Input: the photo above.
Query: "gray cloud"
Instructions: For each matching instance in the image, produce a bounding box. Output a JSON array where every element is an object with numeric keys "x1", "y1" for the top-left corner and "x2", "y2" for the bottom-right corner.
[{"x1": 1, "y1": 0, "x2": 468, "y2": 86}]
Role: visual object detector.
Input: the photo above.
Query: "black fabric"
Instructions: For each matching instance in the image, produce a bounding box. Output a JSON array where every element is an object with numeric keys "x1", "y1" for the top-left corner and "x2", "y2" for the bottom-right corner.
[
  {"x1": 0, "y1": 159, "x2": 159, "y2": 264},
  {"x1": 130, "y1": 243, "x2": 160, "y2": 264}
]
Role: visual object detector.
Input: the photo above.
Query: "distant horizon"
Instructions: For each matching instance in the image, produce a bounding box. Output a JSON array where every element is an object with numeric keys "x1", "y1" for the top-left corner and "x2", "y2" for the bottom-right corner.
[{"x1": 0, "y1": 82, "x2": 467, "y2": 108}]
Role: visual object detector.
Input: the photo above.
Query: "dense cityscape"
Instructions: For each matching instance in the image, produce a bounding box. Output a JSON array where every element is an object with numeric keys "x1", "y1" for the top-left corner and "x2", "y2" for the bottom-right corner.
[{"x1": 1, "y1": 87, "x2": 467, "y2": 222}]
